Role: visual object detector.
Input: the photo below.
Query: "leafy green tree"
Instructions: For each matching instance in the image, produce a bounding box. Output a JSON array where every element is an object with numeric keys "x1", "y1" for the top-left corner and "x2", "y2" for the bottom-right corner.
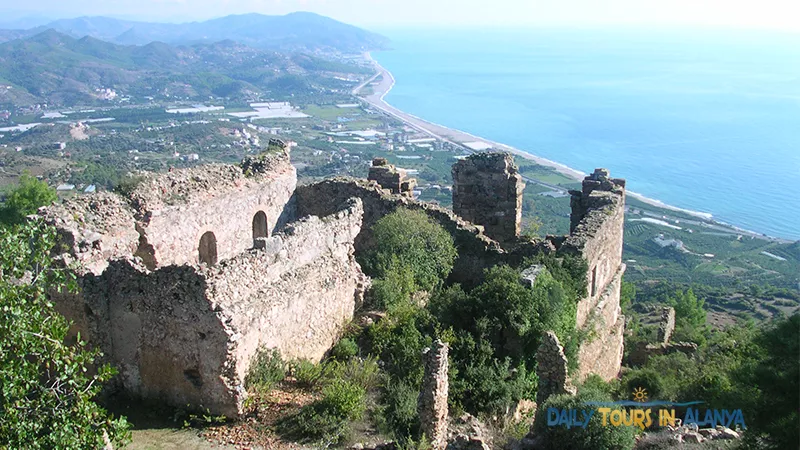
[
  {"x1": 361, "y1": 208, "x2": 457, "y2": 292},
  {"x1": 0, "y1": 173, "x2": 57, "y2": 225},
  {"x1": 668, "y1": 288, "x2": 708, "y2": 343},
  {"x1": 738, "y1": 314, "x2": 799, "y2": 450},
  {"x1": 0, "y1": 220, "x2": 130, "y2": 449}
]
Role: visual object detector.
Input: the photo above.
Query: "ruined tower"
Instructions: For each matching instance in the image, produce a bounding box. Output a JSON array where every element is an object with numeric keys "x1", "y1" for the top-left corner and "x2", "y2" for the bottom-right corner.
[
  {"x1": 451, "y1": 152, "x2": 525, "y2": 242},
  {"x1": 563, "y1": 168, "x2": 627, "y2": 381},
  {"x1": 418, "y1": 340, "x2": 449, "y2": 450},
  {"x1": 368, "y1": 157, "x2": 416, "y2": 197}
]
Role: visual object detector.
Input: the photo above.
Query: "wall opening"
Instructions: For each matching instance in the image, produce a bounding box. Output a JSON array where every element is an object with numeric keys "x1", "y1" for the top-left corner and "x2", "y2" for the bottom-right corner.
[
  {"x1": 252, "y1": 211, "x2": 269, "y2": 246},
  {"x1": 198, "y1": 231, "x2": 218, "y2": 266},
  {"x1": 591, "y1": 265, "x2": 598, "y2": 297}
]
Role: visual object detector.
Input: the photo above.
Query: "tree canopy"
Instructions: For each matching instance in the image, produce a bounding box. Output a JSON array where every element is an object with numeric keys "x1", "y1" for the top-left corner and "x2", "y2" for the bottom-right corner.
[
  {"x1": 0, "y1": 173, "x2": 57, "y2": 225},
  {"x1": 0, "y1": 220, "x2": 129, "y2": 448},
  {"x1": 361, "y1": 208, "x2": 457, "y2": 293}
]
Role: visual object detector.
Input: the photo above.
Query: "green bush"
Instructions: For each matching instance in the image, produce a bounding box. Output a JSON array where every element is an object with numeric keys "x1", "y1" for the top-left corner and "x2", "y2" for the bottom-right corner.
[
  {"x1": 331, "y1": 337, "x2": 359, "y2": 361},
  {"x1": 245, "y1": 348, "x2": 285, "y2": 393},
  {"x1": 325, "y1": 356, "x2": 381, "y2": 391},
  {"x1": 448, "y1": 330, "x2": 536, "y2": 415},
  {"x1": 0, "y1": 173, "x2": 57, "y2": 225},
  {"x1": 0, "y1": 220, "x2": 130, "y2": 449},
  {"x1": 277, "y1": 379, "x2": 366, "y2": 444},
  {"x1": 376, "y1": 378, "x2": 421, "y2": 442},
  {"x1": 290, "y1": 359, "x2": 325, "y2": 389},
  {"x1": 533, "y1": 391, "x2": 637, "y2": 450},
  {"x1": 434, "y1": 265, "x2": 577, "y2": 374},
  {"x1": 620, "y1": 368, "x2": 668, "y2": 402},
  {"x1": 361, "y1": 208, "x2": 457, "y2": 292},
  {"x1": 366, "y1": 304, "x2": 435, "y2": 385},
  {"x1": 369, "y1": 263, "x2": 417, "y2": 310}
]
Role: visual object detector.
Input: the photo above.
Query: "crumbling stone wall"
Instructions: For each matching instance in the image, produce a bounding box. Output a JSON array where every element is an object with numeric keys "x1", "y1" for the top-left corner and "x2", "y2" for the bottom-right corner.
[
  {"x1": 295, "y1": 178, "x2": 505, "y2": 286},
  {"x1": 657, "y1": 307, "x2": 676, "y2": 344},
  {"x1": 628, "y1": 307, "x2": 697, "y2": 366},
  {"x1": 40, "y1": 192, "x2": 141, "y2": 275},
  {"x1": 128, "y1": 149, "x2": 296, "y2": 268},
  {"x1": 51, "y1": 199, "x2": 365, "y2": 417},
  {"x1": 535, "y1": 331, "x2": 577, "y2": 405},
  {"x1": 419, "y1": 340, "x2": 449, "y2": 450},
  {"x1": 560, "y1": 169, "x2": 627, "y2": 382},
  {"x1": 452, "y1": 152, "x2": 525, "y2": 243},
  {"x1": 368, "y1": 157, "x2": 416, "y2": 197}
]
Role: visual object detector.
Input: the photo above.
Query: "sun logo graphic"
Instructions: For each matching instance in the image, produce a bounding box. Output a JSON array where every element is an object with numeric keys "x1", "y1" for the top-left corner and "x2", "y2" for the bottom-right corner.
[{"x1": 632, "y1": 386, "x2": 648, "y2": 403}]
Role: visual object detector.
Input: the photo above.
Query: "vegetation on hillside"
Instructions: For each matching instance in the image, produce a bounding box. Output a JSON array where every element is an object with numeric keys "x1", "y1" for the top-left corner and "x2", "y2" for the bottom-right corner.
[
  {"x1": 0, "y1": 172, "x2": 56, "y2": 225},
  {"x1": 0, "y1": 30, "x2": 371, "y2": 106},
  {"x1": 0, "y1": 220, "x2": 130, "y2": 448}
]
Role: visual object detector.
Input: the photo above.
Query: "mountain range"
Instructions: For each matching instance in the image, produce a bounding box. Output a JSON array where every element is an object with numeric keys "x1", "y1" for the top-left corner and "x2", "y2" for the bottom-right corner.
[
  {"x1": 0, "y1": 29, "x2": 373, "y2": 107},
  {"x1": 0, "y1": 12, "x2": 390, "y2": 53}
]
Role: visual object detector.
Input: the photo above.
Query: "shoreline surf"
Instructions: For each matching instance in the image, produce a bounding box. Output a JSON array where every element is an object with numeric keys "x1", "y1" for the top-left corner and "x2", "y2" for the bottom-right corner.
[{"x1": 358, "y1": 52, "x2": 789, "y2": 242}]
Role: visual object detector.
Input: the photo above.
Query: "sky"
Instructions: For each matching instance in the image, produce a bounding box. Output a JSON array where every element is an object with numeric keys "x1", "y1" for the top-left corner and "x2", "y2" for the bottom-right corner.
[{"x1": 0, "y1": 0, "x2": 799, "y2": 32}]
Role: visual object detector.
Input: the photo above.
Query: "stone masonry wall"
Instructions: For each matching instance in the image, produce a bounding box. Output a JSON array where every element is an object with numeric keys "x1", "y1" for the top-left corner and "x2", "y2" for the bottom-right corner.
[
  {"x1": 129, "y1": 150, "x2": 296, "y2": 268},
  {"x1": 205, "y1": 198, "x2": 367, "y2": 385},
  {"x1": 295, "y1": 178, "x2": 506, "y2": 286},
  {"x1": 452, "y1": 152, "x2": 525, "y2": 243},
  {"x1": 419, "y1": 340, "x2": 449, "y2": 450},
  {"x1": 368, "y1": 157, "x2": 416, "y2": 197},
  {"x1": 52, "y1": 199, "x2": 366, "y2": 417},
  {"x1": 560, "y1": 169, "x2": 627, "y2": 382}
]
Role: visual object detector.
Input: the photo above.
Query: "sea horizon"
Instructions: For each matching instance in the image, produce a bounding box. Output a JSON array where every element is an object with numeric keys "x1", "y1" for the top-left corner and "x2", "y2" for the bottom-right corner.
[{"x1": 371, "y1": 28, "x2": 800, "y2": 241}]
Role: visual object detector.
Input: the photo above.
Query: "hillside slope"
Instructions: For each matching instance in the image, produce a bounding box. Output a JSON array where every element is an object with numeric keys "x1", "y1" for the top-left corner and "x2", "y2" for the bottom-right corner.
[
  {"x1": 0, "y1": 30, "x2": 372, "y2": 106},
  {"x1": 12, "y1": 12, "x2": 390, "y2": 53}
]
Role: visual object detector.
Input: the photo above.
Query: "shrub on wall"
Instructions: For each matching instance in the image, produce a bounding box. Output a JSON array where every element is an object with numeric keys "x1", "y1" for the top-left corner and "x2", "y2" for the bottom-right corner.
[{"x1": 360, "y1": 208, "x2": 457, "y2": 292}]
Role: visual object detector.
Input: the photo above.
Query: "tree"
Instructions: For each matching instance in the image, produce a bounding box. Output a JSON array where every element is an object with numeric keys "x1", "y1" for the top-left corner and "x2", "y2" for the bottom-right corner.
[
  {"x1": 0, "y1": 220, "x2": 130, "y2": 449},
  {"x1": 0, "y1": 173, "x2": 57, "y2": 225},
  {"x1": 361, "y1": 208, "x2": 457, "y2": 292},
  {"x1": 738, "y1": 314, "x2": 799, "y2": 450}
]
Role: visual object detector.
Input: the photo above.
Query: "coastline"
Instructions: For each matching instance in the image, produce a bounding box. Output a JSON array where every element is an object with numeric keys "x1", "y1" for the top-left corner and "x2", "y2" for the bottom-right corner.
[{"x1": 358, "y1": 52, "x2": 727, "y2": 224}]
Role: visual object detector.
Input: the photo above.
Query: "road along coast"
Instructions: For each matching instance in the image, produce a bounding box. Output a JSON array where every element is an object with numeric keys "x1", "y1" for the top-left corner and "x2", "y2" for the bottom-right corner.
[{"x1": 356, "y1": 52, "x2": 783, "y2": 238}]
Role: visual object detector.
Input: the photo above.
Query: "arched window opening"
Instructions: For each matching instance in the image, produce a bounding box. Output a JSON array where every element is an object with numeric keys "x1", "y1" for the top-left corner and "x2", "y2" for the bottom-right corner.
[
  {"x1": 198, "y1": 231, "x2": 218, "y2": 266},
  {"x1": 252, "y1": 211, "x2": 269, "y2": 248}
]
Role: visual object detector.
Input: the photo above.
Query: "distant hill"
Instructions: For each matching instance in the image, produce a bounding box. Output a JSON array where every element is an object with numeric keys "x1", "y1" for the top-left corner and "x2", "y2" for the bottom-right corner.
[
  {"x1": 0, "y1": 30, "x2": 373, "y2": 106},
  {"x1": 0, "y1": 12, "x2": 389, "y2": 53}
]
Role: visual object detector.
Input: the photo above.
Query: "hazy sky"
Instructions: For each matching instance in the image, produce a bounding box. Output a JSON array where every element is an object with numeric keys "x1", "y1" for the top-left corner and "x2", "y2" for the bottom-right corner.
[{"x1": 1, "y1": 0, "x2": 799, "y2": 32}]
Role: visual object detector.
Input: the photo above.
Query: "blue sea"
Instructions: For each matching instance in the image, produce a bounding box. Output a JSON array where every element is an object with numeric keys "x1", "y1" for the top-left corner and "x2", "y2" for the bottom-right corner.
[{"x1": 372, "y1": 28, "x2": 800, "y2": 240}]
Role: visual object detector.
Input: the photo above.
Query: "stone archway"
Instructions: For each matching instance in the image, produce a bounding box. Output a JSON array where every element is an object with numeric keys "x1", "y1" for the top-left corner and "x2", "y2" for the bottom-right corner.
[
  {"x1": 198, "y1": 231, "x2": 218, "y2": 266},
  {"x1": 252, "y1": 211, "x2": 268, "y2": 246}
]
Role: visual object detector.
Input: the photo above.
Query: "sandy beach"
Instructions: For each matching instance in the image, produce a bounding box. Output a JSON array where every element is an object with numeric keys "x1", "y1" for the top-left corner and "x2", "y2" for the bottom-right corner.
[{"x1": 356, "y1": 52, "x2": 727, "y2": 224}]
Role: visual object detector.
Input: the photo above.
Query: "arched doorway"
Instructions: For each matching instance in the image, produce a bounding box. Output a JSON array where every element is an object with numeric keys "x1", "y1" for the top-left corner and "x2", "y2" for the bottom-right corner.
[
  {"x1": 198, "y1": 231, "x2": 218, "y2": 266},
  {"x1": 252, "y1": 211, "x2": 268, "y2": 246}
]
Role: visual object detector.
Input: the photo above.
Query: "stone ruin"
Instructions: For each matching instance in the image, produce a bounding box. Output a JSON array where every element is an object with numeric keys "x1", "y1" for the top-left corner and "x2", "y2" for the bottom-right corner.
[
  {"x1": 42, "y1": 146, "x2": 367, "y2": 416},
  {"x1": 452, "y1": 152, "x2": 525, "y2": 243},
  {"x1": 41, "y1": 148, "x2": 628, "y2": 417},
  {"x1": 368, "y1": 157, "x2": 416, "y2": 197},
  {"x1": 419, "y1": 340, "x2": 449, "y2": 450},
  {"x1": 657, "y1": 306, "x2": 676, "y2": 344},
  {"x1": 628, "y1": 306, "x2": 698, "y2": 366},
  {"x1": 535, "y1": 332, "x2": 577, "y2": 405},
  {"x1": 565, "y1": 168, "x2": 627, "y2": 382}
]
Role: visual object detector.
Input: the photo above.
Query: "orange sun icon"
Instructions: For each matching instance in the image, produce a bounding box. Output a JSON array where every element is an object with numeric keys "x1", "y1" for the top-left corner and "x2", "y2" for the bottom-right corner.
[{"x1": 632, "y1": 387, "x2": 648, "y2": 403}]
